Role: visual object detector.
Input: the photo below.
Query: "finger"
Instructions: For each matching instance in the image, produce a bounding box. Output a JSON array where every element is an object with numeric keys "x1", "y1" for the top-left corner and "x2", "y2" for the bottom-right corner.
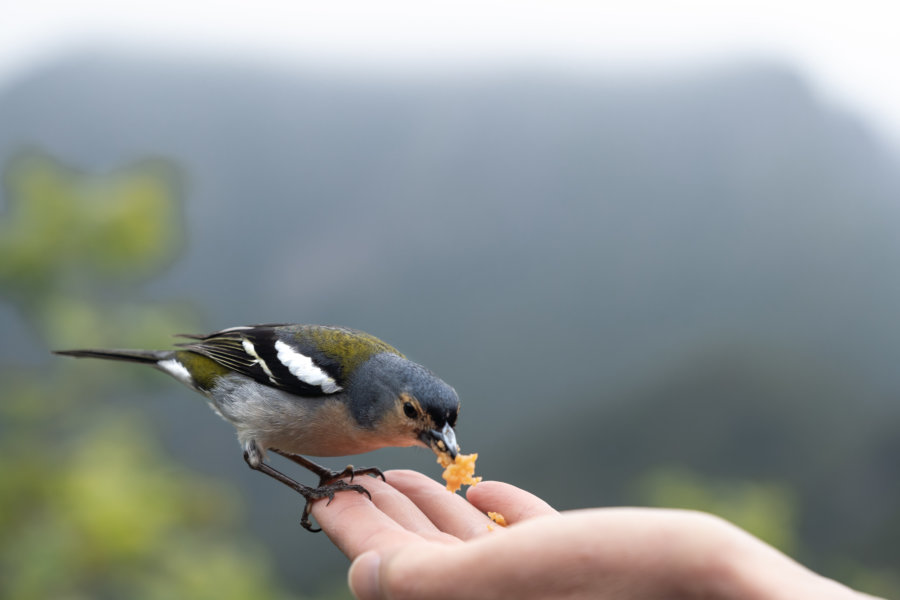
[
  {"x1": 384, "y1": 469, "x2": 494, "y2": 540},
  {"x1": 311, "y1": 481, "x2": 421, "y2": 559},
  {"x1": 365, "y1": 474, "x2": 460, "y2": 543},
  {"x1": 351, "y1": 509, "x2": 670, "y2": 600},
  {"x1": 466, "y1": 480, "x2": 559, "y2": 525},
  {"x1": 349, "y1": 515, "x2": 580, "y2": 600}
]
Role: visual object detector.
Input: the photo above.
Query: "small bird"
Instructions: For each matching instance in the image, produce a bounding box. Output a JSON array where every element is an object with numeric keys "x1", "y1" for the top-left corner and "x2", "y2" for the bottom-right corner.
[{"x1": 55, "y1": 324, "x2": 460, "y2": 530}]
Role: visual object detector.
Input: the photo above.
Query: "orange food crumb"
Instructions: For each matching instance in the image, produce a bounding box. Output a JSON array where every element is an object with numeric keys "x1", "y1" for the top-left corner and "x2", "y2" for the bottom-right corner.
[
  {"x1": 438, "y1": 451, "x2": 482, "y2": 493},
  {"x1": 487, "y1": 511, "x2": 507, "y2": 527}
]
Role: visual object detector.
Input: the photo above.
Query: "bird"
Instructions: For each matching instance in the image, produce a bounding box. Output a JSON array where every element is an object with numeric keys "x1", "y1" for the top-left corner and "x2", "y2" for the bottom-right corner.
[{"x1": 54, "y1": 323, "x2": 460, "y2": 530}]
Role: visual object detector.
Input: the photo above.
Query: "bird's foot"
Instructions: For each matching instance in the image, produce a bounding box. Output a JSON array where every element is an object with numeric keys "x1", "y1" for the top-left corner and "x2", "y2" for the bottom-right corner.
[
  {"x1": 321, "y1": 464, "x2": 385, "y2": 486},
  {"x1": 269, "y1": 448, "x2": 385, "y2": 486},
  {"x1": 299, "y1": 480, "x2": 372, "y2": 532},
  {"x1": 244, "y1": 449, "x2": 375, "y2": 532}
]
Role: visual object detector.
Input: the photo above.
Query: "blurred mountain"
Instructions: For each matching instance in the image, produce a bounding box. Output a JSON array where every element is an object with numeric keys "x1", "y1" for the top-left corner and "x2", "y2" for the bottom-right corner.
[{"x1": 2, "y1": 53, "x2": 899, "y2": 593}]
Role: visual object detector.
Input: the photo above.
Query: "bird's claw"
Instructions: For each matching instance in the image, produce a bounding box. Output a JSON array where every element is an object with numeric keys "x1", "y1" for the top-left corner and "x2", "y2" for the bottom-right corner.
[
  {"x1": 299, "y1": 480, "x2": 372, "y2": 531},
  {"x1": 326, "y1": 464, "x2": 385, "y2": 485},
  {"x1": 267, "y1": 449, "x2": 384, "y2": 486},
  {"x1": 255, "y1": 449, "x2": 381, "y2": 531}
]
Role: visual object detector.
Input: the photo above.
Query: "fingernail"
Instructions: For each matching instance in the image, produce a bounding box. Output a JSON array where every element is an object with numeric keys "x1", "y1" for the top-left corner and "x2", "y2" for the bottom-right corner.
[{"x1": 348, "y1": 550, "x2": 382, "y2": 600}]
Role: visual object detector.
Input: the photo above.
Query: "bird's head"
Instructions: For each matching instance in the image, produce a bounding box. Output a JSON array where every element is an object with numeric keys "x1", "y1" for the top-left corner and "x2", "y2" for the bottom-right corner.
[{"x1": 348, "y1": 353, "x2": 460, "y2": 459}]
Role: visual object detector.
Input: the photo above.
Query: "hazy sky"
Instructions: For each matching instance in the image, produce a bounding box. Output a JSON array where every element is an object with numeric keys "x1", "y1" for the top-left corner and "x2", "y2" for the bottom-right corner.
[{"x1": 4, "y1": 1, "x2": 900, "y2": 149}]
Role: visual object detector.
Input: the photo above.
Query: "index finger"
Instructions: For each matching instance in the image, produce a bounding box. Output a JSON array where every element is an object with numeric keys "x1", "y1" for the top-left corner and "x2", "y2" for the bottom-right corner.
[
  {"x1": 384, "y1": 470, "x2": 496, "y2": 540},
  {"x1": 466, "y1": 480, "x2": 559, "y2": 525},
  {"x1": 311, "y1": 481, "x2": 422, "y2": 559}
]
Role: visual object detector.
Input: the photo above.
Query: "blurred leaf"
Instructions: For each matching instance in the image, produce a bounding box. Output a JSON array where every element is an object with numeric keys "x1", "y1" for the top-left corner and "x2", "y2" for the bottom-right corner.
[
  {"x1": 0, "y1": 151, "x2": 184, "y2": 306},
  {"x1": 0, "y1": 150, "x2": 296, "y2": 600},
  {"x1": 634, "y1": 466, "x2": 798, "y2": 554},
  {"x1": 40, "y1": 295, "x2": 199, "y2": 350}
]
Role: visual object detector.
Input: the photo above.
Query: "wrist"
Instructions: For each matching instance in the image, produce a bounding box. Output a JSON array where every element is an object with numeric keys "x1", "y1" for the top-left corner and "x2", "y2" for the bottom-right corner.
[{"x1": 698, "y1": 516, "x2": 875, "y2": 600}]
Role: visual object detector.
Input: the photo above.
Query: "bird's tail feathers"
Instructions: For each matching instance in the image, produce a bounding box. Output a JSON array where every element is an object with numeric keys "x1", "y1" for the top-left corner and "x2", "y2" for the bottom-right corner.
[{"x1": 53, "y1": 348, "x2": 171, "y2": 364}]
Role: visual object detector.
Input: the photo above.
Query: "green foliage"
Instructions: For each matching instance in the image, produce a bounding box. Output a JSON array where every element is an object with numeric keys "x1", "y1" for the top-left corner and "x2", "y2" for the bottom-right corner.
[
  {"x1": 0, "y1": 152, "x2": 295, "y2": 600},
  {"x1": 633, "y1": 466, "x2": 798, "y2": 554},
  {"x1": 1, "y1": 415, "x2": 289, "y2": 600},
  {"x1": 0, "y1": 152, "x2": 183, "y2": 297},
  {"x1": 0, "y1": 152, "x2": 196, "y2": 350},
  {"x1": 633, "y1": 467, "x2": 898, "y2": 596}
]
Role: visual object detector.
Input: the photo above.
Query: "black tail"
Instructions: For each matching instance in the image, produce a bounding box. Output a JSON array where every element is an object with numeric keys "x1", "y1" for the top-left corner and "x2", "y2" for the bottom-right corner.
[{"x1": 53, "y1": 348, "x2": 170, "y2": 364}]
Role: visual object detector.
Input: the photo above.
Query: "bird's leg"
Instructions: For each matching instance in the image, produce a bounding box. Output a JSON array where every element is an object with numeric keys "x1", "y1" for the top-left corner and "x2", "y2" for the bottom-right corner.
[
  {"x1": 270, "y1": 448, "x2": 385, "y2": 486},
  {"x1": 242, "y1": 450, "x2": 371, "y2": 532}
]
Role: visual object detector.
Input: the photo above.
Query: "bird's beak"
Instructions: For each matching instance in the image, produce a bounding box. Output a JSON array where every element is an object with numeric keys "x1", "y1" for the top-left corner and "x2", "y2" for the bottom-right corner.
[{"x1": 420, "y1": 422, "x2": 459, "y2": 460}]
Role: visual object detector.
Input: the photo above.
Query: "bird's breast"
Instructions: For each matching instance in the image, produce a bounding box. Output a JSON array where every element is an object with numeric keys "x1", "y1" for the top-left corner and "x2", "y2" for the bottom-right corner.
[
  {"x1": 208, "y1": 376, "x2": 403, "y2": 457},
  {"x1": 262, "y1": 400, "x2": 390, "y2": 457}
]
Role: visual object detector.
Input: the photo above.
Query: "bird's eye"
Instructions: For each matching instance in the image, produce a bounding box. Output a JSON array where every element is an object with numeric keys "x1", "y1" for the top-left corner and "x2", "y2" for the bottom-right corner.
[{"x1": 403, "y1": 401, "x2": 418, "y2": 419}]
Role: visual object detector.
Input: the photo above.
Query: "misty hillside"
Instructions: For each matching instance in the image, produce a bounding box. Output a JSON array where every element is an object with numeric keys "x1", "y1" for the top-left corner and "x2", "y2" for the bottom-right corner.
[
  {"x1": 2, "y1": 54, "x2": 899, "y2": 591},
  {"x1": 5, "y1": 56, "x2": 900, "y2": 404}
]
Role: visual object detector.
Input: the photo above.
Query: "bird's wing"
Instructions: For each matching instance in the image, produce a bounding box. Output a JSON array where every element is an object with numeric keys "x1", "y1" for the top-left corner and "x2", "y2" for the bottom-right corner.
[{"x1": 175, "y1": 324, "x2": 400, "y2": 397}]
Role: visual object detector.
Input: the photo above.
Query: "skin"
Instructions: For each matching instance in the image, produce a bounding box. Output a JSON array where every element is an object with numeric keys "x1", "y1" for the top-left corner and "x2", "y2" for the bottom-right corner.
[{"x1": 311, "y1": 470, "x2": 884, "y2": 600}]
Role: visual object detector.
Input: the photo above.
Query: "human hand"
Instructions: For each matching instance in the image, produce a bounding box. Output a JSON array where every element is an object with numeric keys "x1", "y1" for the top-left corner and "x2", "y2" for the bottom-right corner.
[{"x1": 312, "y1": 470, "x2": 880, "y2": 600}]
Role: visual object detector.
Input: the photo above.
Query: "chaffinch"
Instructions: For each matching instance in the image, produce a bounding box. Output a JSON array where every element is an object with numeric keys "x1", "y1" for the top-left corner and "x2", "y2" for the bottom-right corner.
[{"x1": 55, "y1": 324, "x2": 460, "y2": 530}]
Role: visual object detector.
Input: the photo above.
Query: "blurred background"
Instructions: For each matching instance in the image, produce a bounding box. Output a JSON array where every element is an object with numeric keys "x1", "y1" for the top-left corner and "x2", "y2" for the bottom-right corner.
[{"x1": 1, "y1": 2, "x2": 899, "y2": 598}]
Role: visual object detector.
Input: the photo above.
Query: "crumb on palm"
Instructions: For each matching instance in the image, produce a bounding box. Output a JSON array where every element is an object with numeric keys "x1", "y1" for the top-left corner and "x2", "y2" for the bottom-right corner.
[{"x1": 487, "y1": 511, "x2": 507, "y2": 527}]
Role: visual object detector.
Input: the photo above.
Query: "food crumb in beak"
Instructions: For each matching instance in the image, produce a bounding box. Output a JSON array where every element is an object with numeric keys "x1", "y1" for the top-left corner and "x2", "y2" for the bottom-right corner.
[{"x1": 437, "y1": 451, "x2": 481, "y2": 493}]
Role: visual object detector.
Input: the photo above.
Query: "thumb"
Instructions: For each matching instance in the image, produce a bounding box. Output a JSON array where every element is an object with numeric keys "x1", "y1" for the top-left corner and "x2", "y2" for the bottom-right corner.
[
  {"x1": 345, "y1": 518, "x2": 571, "y2": 600},
  {"x1": 348, "y1": 543, "x2": 474, "y2": 600},
  {"x1": 348, "y1": 550, "x2": 384, "y2": 600}
]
